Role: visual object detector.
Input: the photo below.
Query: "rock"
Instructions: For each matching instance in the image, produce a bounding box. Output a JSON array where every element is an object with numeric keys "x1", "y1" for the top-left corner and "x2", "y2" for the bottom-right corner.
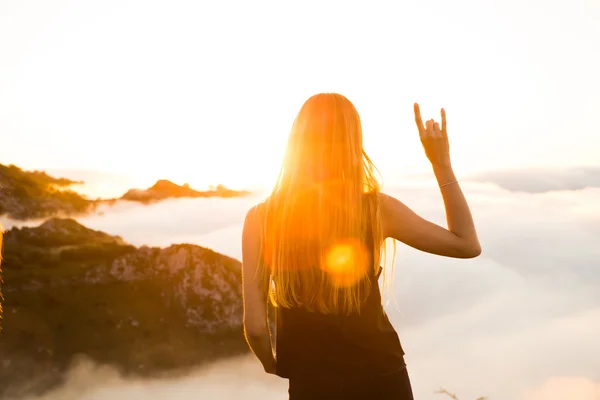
[
  {"x1": 0, "y1": 218, "x2": 248, "y2": 398},
  {"x1": 0, "y1": 163, "x2": 251, "y2": 220},
  {"x1": 0, "y1": 164, "x2": 95, "y2": 220},
  {"x1": 120, "y1": 180, "x2": 251, "y2": 204}
]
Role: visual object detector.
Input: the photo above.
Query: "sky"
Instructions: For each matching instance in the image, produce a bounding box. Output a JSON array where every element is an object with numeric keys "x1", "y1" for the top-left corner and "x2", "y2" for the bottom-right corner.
[
  {"x1": 1, "y1": 0, "x2": 599, "y2": 193},
  {"x1": 4, "y1": 176, "x2": 599, "y2": 400},
  {"x1": 1, "y1": 2, "x2": 600, "y2": 397}
]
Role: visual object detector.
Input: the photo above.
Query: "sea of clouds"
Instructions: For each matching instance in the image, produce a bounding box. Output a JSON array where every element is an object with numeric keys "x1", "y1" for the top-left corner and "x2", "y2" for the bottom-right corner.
[{"x1": 3, "y1": 167, "x2": 600, "y2": 400}]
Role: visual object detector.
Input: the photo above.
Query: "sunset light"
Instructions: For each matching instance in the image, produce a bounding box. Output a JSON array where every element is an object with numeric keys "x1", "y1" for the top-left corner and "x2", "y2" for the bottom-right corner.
[
  {"x1": 1, "y1": 0, "x2": 599, "y2": 195},
  {"x1": 1, "y1": 0, "x2": 599, "y2": 399},
  {"x1": 322, "y1": 239, "x2": 369, "y2": 287}
]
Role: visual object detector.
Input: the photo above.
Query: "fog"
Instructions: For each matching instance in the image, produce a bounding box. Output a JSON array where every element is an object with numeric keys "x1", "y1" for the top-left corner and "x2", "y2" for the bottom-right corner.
[
  {"x1": 9, "y1": 356, "x2": 288, "y2": 400},
  {"x1": 3, "y1": 173, "x2": 600, "y2": 399},
  {"x1": 9, "y1": 354, "x2": 600, "y2": 400},
  {"x1": 467, "y1": 165, "x2": 600, "y2": 194}
]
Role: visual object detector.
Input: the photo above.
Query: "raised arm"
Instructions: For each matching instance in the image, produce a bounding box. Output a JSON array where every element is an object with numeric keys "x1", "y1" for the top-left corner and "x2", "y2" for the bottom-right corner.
[{"x1": 380, "y1": 104, "x2": 481, "y2": 259}]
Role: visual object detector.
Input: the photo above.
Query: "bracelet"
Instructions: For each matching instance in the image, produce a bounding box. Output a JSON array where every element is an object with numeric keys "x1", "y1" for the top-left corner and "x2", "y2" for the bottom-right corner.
[{"x1": 439, "y1": 180, "x2": 458, "y2": 188}]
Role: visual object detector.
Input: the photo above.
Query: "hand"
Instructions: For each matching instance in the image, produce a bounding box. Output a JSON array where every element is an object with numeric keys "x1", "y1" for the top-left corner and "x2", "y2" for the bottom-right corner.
[{"x1": 414, "y1": 103, "x2": 452, "y2": 168}]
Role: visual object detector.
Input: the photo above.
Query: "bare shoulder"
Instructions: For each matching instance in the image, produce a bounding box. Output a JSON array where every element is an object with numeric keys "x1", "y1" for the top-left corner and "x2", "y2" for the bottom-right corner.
[
  {"x1": 376, "y1": 191, "x2": 397, "y2": 210},
  {"x1": 376, "y1": 192, "x2": 407, "y2": 236},
  {"x1": 243, "y1": 199, "x2": 269, "y2": 238},
  {"x1": 245, "y1": 199, "x2": 267, "y2": 222}
]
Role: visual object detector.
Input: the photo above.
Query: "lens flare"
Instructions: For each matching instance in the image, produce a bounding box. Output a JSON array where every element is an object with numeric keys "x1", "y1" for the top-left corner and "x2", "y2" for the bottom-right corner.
[{"x1": 321, "y1": 239, "x2": 369, "y2": 287}]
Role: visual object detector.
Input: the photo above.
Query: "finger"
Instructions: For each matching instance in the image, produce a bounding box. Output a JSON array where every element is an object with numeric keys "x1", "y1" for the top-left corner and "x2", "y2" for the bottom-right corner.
[
  {"x1": 426, "y1": 119, "x2": 434, "y2": 136},
  {"x1": 441, "y1": 108, "x2": 447, "y2": 134},
  {"x1": 433, "y1": 122, "x2": 441, "y2": 137},
  {"x1": 414, "y1": 103, "x2": 425, "y2": 136}
]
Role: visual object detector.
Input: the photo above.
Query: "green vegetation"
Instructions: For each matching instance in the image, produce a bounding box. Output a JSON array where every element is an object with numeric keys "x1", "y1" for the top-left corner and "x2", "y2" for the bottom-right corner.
[
  {"x1": 0, "y1": 163, "x2": 250, "y2": 220},
  {"x1": 1, "y1": 219, "x2": 135, "y2": 287},
  {"x1": 0, "y1": 218, "x2": 247, "y2": 398},
  {"x1": 0, "y1": 164, "x2": 95, "y2": 220}
]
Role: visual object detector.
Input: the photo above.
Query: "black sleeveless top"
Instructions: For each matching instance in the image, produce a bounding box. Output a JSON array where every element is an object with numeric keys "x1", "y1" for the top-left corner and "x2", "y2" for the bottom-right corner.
[{"x1": 274, "y1": 205, "x2": 405, "y2": 380}]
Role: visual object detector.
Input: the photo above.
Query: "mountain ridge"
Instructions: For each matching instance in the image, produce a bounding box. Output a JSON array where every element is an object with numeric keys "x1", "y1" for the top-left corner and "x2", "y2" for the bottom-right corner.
[
  {"x1": 0, "y1": 217, "x2": 248, "y2": 398},
  {"x1": 0, "y1": 164, "x2": 250, "y2": 220}
]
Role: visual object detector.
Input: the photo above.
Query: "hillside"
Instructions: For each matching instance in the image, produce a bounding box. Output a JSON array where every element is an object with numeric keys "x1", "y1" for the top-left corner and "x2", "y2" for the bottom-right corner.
[
  {"x1": 0, "y1": 164, "x2": 250, "y2": 220},
  {"x1": 120, "y1": 180, "x2": 251, "y2": 204},
  {"x1": 0, "y1": 218, "x2": 248, "y2": 398},
  {"x1": 0, "y1": 164, "x2": 95, "y2": 220}
]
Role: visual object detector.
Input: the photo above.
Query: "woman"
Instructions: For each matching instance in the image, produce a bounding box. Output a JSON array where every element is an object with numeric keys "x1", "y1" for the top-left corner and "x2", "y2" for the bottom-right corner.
[{"x1": 241, "y1": 93, "x2": 481, "y2": 399}]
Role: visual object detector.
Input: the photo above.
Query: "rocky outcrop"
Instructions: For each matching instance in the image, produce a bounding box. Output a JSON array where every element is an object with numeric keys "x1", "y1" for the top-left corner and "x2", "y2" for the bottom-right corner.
[
  {"x1": 120, "y1": 180, "x2": 251, "y2": 204},
  {"x1": 82, "y1": 243, "x2": 243, "y2": 333},
  {"x1": 0, "y1": 218, "x2": 247, "y2": 398},
  {"x1": 0, "y1": 164, "x2": 95, "y2": 220},
  {"x1": 0, "y1": 164, "x2": 251, "y2": 220}
]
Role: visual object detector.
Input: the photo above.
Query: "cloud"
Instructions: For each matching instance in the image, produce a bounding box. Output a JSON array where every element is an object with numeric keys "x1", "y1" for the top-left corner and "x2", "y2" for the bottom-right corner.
[
  {"x1": 43, "y1": 168, "x2": 141, "y2": 199},
  {"x1": 374, "y1": 182, "x2": 600, "y2": 399},
  {"x1": 3, "y1": 180, "x2": 599, "y2": 400},
  {"x1": 523, "y1": 377, "x2": 600, "y2": 400},
  {"x1": 14, "y1": 355, "x2": 286, "y2": 400},
  {"x1": 466, "y1": 166, "x2": 600, "y2": 193},
  {"x1": 69, "y1": 193, "x2": 265, "y2": 249}
]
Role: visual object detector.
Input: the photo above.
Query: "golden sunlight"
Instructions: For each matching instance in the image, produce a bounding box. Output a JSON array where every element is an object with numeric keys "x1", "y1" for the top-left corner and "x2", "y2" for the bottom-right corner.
[{"x1": 321, "y1": 239, "x2": 369, "y2": 287}]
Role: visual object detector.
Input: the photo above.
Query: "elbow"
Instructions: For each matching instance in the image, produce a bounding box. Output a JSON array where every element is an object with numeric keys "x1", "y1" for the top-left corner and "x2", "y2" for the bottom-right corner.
[
  {"x1": 462, "y1": 242, "x2": 482, "y2": 258},
  {"x1": 453, "y1": 235, "x2": 482, "y2": 259},
  {"x1": 466, "y1": 246, "x2": 482, "y2": 258}
]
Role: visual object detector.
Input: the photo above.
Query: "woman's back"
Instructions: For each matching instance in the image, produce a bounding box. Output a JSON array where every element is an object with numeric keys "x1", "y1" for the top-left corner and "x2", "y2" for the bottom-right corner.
[{"x1": 274, "y1": 194, "x2": 405, "y2": 380}]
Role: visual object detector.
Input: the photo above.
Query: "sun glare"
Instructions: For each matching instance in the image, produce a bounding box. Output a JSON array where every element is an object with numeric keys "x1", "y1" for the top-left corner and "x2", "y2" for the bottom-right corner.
[{"x1": 322, "y1": 239, "x2": 369, "y2": 287}]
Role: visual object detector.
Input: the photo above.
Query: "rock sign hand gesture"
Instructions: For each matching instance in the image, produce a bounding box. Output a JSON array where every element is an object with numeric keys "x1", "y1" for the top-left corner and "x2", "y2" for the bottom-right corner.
[{"x1": 414, "y1": 103, "x2": 452, "y2": 169}]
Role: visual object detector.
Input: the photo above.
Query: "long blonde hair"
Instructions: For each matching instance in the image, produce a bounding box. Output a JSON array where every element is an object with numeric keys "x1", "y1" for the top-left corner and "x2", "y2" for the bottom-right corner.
[{"x1": 262, "y1": 93, "x2": 394, "y2": 315}]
